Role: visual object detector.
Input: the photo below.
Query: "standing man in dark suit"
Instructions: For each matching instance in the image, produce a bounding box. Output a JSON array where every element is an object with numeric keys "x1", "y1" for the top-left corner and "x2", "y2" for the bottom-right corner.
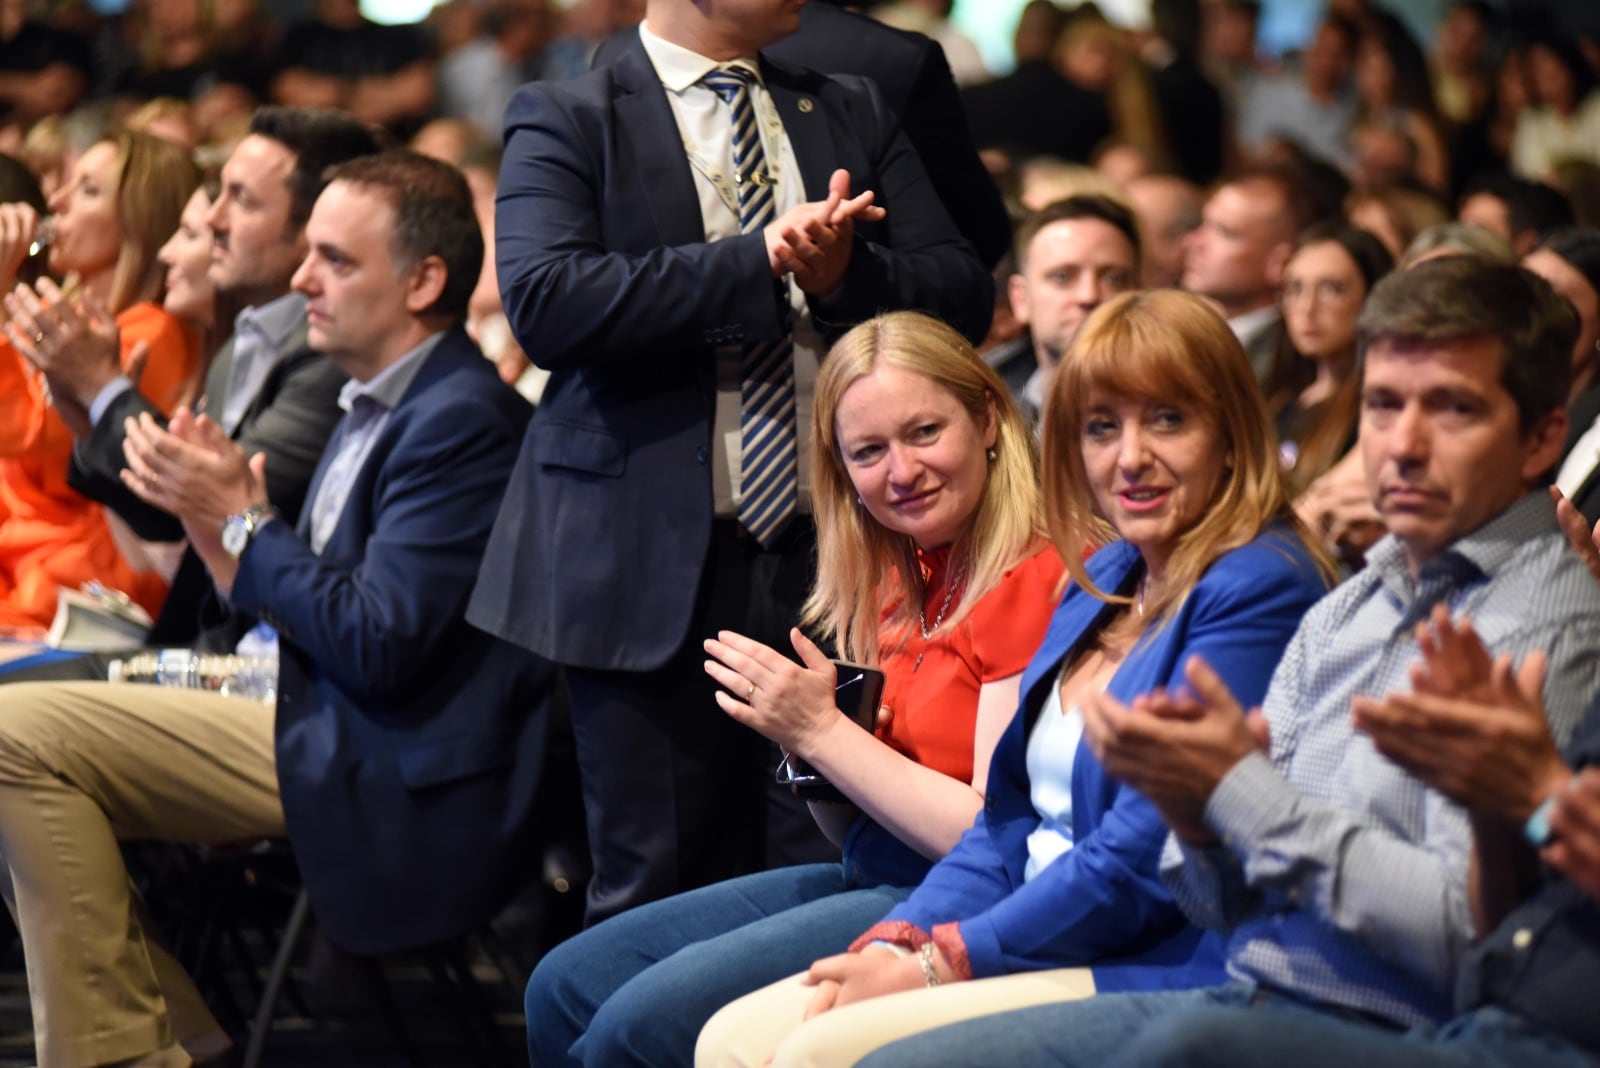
[
  {"x1": 16, "y1": 107, "x2": 377, "y2": 665},
  {"x1": 471, "y1": 0, "x2": 991, "y2": 923},
  {"x1": 0, "y1": 150, "x2": 550, "y2": 1068}
]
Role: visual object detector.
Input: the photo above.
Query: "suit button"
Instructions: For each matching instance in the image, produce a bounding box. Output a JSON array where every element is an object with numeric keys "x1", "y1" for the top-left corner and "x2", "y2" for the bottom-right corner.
[{"x1": 695, "y1": 446, "x2": 708, "y2": 464}]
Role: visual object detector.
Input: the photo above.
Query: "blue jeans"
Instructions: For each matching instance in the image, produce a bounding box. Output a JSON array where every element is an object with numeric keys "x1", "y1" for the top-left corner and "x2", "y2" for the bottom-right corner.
[
  {"x1": 1112, "y1": 1002, "x2": 1598, "y2": 1068},
  {"x1": 857, "y1": 983, "x2": 1597, "y2": 1068},
  {"x1": 525, "y1": 862, "x2": 911, "y2": 1067}
]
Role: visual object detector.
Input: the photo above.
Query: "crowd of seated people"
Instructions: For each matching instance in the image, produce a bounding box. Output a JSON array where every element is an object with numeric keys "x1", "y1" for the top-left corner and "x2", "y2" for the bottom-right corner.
[{"x1": 0, "y1": 0, "x2": 1598, "y2": 1066}]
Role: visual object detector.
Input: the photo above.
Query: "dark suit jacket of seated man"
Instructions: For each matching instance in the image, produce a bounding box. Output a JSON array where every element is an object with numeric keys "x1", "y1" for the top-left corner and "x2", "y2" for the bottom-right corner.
[{"x1": 0, "y1": 152, "x2": 552, "y2": 1068}]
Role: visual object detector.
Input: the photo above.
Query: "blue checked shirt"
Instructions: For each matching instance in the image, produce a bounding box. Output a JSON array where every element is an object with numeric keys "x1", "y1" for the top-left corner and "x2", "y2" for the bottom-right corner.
[{"x1": 1163, "y1": 492, "x2": 1600, "y2": 1028}]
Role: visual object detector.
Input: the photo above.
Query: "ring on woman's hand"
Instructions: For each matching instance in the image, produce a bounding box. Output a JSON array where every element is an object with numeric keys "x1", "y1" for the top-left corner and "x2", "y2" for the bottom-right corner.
[
  {"x1": 746, "y1": 682, "x2": 756, "y2": 701},
  {"x1": 32, "y1": 331, "x2": 43, "y2": 345}
]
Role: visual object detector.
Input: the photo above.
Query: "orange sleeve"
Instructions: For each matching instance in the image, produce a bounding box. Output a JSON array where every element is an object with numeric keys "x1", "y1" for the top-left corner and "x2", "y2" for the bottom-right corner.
[
  {"x1": 0, "y1": 340, "x2": 57, "y2": 458},
  {"x1": 115, "y1": 302, "x2": 202, "y2": 416},
  {"x1": 966, "y1": 542, "x2": 1067, "y2": 682}
]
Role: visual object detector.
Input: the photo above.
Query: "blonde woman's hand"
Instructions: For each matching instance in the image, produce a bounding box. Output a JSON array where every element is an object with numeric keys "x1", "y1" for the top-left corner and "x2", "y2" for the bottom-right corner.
[{"x1": 704, "y1": 627, "x2": 843, "y2": 757}]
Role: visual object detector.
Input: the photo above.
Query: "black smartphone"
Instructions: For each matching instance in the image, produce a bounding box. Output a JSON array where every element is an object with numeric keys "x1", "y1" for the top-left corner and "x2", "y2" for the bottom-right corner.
[{"x1": 777, "y1": 660, "x2": 886, "y2": 803}]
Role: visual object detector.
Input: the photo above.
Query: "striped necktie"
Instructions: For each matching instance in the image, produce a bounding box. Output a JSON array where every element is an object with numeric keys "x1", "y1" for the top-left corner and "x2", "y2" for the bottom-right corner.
[{"x1": 703, "y1": 64, "x2": 797, "y2": 548}]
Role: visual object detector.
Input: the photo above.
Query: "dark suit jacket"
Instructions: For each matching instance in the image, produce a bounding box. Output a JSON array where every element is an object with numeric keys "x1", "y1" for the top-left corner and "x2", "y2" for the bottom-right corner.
[
  {"x1": 1563, "y1": 384, "x2": 1600, "y2": 525},
  {"x1": 592, "y1": 7, "x2": 1009, "y2": 269},
  {"x1": 230, "y1": 327, "x2": 552, "y2": 954},
  {"x1": 67, "y1": 320, "x2": 347, "y2": 646},
  {"x1": 468, "y1": 33, "x2": 992, "y2": 673}
]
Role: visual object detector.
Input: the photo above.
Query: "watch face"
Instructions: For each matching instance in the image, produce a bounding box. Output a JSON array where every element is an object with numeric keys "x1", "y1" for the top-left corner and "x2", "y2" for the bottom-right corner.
[{"x1": 221, "y1": 515, "x2": 249, "y2": 557}]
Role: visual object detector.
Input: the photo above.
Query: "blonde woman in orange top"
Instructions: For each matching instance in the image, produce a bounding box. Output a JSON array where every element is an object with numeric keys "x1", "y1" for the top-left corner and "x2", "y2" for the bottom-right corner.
[{"x1": 0, "y1": 129, "x2": 200, "y2": 630}]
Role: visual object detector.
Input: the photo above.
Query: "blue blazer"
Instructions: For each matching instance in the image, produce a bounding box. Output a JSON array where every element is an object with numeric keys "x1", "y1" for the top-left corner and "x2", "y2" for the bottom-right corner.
[
  {"x1": 230, "y1": 328, "x2": 555, "y2": 955},
  {"x1": 881, "y1": 528, "x2": 1328, "y2": 989},
  {"x1": 466, "y1": 32, "x2": 993, "y2": 672}
]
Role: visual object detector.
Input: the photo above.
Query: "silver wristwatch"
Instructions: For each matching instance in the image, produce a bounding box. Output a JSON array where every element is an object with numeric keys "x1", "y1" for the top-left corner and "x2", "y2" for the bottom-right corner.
[{"x1": 220, "y1": 503, "x2": 276, "y2": 559}]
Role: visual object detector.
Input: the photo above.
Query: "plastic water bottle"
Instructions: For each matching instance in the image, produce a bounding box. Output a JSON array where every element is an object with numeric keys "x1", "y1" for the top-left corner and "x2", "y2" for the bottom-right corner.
[
  {"x1": 220, "y1": 656, "x2": 278, "y2": 703},
  {"x1": 107, "y1": 649, "x2": 277, "y2": 703},
  {"x1": 156, "y1": 649, "x2": 199, "y2": 688}
]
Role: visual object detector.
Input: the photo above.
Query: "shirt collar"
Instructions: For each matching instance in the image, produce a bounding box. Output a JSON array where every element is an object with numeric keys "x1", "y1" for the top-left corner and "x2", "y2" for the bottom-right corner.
[
  {"x1": 1227, "y1": 305, "x2": 1279, "y2": 344},
  {"x1": 1369, "y1": 490, "x2": 1558, "y2": 596},
  {"x1": 638, "y1": 20, "x2": 761, "y2": 93},
  {"x1": 233, "y1": 291, "x2": 306, "y2": 347},
  {"x1": 336, "y1": 331, "x2": 445, "y2": 415}
]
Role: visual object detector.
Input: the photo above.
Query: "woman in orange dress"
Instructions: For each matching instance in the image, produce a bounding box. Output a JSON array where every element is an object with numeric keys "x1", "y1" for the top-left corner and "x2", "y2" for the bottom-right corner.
[{"x1": 0, "y1": 129, "x2": 200, "y2": 631}]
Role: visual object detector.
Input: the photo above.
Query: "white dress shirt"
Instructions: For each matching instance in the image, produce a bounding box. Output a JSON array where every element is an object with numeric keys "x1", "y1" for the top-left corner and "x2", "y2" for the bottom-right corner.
[{"x1": 639, "y1": 22, "x2": 819, "y2": 517}]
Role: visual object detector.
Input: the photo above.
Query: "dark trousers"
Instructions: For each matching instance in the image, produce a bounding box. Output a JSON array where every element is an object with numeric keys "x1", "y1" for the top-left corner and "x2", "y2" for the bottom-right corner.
[{"x1": 565, "y1": 518, "x2": 839, "y2": 926}]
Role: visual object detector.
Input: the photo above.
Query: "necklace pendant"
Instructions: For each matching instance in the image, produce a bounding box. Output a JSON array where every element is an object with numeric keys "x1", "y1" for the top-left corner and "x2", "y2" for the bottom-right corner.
[{"x1": 913, "y1": 650, "x2": 925, "y2": 673}]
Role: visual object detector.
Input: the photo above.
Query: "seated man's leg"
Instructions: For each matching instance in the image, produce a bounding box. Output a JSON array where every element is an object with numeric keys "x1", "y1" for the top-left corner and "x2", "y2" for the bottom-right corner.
[
  {"x1": 1116, "y1": 1002, "x2": 1595, "y2": 1068},
  {"x1": 855, "y1": 986, "x2": 1238, "y2": 1068},
  {"x1": 0, "y1": 651, "x2": 116, "y2": 683},
  {"x1": 0, "y1": 681, "x2": 283, "y2": 1067}
]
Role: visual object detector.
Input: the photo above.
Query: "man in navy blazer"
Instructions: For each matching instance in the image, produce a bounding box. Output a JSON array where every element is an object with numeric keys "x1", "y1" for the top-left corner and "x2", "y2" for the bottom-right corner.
[
  {"x1": 469, "y1": 0, "x2": 993, "y2": 923},
  {"x1": 0, "y1": 151, "x2": 551, "y2": 1068}
]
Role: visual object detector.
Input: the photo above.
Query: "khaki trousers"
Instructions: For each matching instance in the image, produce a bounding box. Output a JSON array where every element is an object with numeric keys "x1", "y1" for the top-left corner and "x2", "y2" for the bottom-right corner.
[
  {"x1": 696, "y1": 965, "x2": 1098, "y2": 1068},
  {"x1": 0, "y1": 681, "x2": 283, "y2": 1068}
]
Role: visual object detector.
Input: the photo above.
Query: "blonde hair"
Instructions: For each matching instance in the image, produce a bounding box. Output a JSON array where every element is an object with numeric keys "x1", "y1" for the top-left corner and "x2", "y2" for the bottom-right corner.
[
  {"x1": 1041, "y1": 290, "x2": 1330, "y2": 624},
  {"x1": 802, "y1": 312, "x2": 1045, "y2": 664},
  {"x1": 104, "y1": 129, "x2": 200, "y2": 314}
]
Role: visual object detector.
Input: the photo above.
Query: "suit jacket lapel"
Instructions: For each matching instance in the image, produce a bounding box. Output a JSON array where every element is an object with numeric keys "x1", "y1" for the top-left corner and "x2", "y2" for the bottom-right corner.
[
  {"x1": 765, "y1": 68, "x2": 834, "y2": 202},
  {"x1": 295, "y1": 329, "x2": 474, "y2": 543},
  {"x1": 1017, "y1": 544, "x2": 1139, "y2": 731},
  {"x1": 612, "y1": 40, "x2": 704, "y2": 246}
]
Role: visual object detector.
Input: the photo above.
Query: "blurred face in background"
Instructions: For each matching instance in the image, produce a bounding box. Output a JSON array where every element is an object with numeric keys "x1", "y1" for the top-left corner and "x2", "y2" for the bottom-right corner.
[
  {"x1": 1524, "y1": 248, "x2": 1600, "y2": 384},
  {"x1": 1183, "y1": 180, "x2": 1292, "y2": 316},
  {"x1": 1011, "y1": 217, "x2": 1139, "y2": 368},
  {"x1": 157, "y1": 186, "x2": 215, "y2": 326},
  {"x1": 45, "y1": 140, "x2": 121, "y2": 281},
  {"x1": 1436, "y1": 5, "x2": 1487, "y2": 74},
  {"x1": 1282, "y1": 240, "x2": 1365, "y2": 362},
  {"x1": 1528, "y1": 45, "x2": 1578, "y2": 114},
  {"x1": 1302, "y1": 21, "x2": 1354, "y2": 93}
]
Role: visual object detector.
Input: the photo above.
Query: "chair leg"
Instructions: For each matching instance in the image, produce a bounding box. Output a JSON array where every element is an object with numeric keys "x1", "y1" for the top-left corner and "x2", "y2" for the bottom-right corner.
[{"x1": 241, "y1": 887, "x2": 312, "y2": 1068}]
